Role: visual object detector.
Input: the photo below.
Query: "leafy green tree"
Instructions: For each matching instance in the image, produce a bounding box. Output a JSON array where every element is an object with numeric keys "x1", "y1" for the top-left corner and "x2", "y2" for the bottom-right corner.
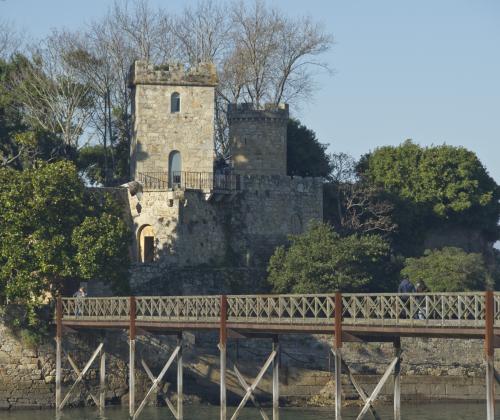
[
  {"x1": 267, "y1": 221, "x2": 391, "y2": 293},
  {"x1": 401, "y1": 247, "x2": 490, "y2": 292},
  {"x1": 0, "y1": 161, "x2": 130, "y2": 324},
  {"x1": 359, "y1": 140, "x2": 500, "y2": 253},
  {"x1": 72, "y1": 213, "x2": 130, "y2": 294},
  {"x1": 287, "y1": 119, "x2": 332, "y2": 178}
]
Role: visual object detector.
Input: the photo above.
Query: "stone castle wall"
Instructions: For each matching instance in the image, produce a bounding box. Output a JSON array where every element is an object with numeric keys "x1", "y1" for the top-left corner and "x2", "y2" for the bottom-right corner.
[
  {"x1": 228, "y1": 103, "x2": 289, "y2": 176},
  {"x1": 129, "y1": 61, "x2": 217, "y2": 179},
  {"x1": 127, "y1": 174, "x2": 323, "y2": 275}
]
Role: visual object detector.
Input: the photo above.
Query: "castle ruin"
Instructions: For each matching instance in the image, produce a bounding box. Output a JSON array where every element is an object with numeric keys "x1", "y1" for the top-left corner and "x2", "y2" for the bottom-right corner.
[{"x1": 125, "y1": 61, "x2": 323, "y2": 293}]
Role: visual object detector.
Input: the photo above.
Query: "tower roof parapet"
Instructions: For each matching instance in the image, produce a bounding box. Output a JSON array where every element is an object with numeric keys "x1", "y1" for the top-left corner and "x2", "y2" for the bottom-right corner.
[
  {"x1": 227, "y1": 103, "x2": 289, "y2": 121},
  {"x1": 129, "y1": 60, "x2": 218, "y2": 87}
]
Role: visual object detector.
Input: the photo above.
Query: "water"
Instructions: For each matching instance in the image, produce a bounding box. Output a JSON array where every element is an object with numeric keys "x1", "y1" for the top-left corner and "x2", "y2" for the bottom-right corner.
[{"x1": 0, "y1": 403, "x2": 494, "y2": 420}]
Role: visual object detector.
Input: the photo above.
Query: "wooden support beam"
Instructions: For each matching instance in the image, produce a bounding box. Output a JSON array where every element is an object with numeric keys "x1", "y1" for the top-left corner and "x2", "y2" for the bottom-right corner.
[
  {"x1": 65, "y1": 352, "x2": 99, "y2": 406},
  {"x1": 55, "y1": 296, "x2": 62, "y2": 411},
  {"x1": 177, "y1": 333, "x2": 183, "y2": 420},
  {"x1": 356, "y1": 356, "x2": 399, "y2": 420},
  {"x1": 231, "y1": 350, "x2": 277, "y2": 420},
  {"x1": 129, "y1": 296, "x2": 136, "y2": 418},
  {"x1": 233, "y1": 365, "x2": 269, "y2": 420},
  {"x1": 99, "y1": 350, "x2": 106, "y2": 410},
  {"x1": 59, "y1": 343, "x2": 104, "y2": 410},
  {"x1": 220, "y1": 295, "x2": 228, "y2": 420},
  {"x1": 485, "y1": 290, "x2": 495, "y2": 420},
  {"x1": 133, "y1": 345, "x2": 181, "y2": 420},
  {"x1": 141, "y1": 359, "x2": 177, "y2": 418},
  {"x1": 334, "y1": 291, "x2": 342, "y2": 420},
  {"x1": 61, "y1": 325, "x2": 78, "y2": 334},
  {"x1": 331, "y1": 349, "x2": 380, "y2": 420},
  {"x1": 393, "y1": 338, "x2": 401, "y2": 420},
  {"x1": 273, "y1": 337, "x2": 280, "y2": 420}
]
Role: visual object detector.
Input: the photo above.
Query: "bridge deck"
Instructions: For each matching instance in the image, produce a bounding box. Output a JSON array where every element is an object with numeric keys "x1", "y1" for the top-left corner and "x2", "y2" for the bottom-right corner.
[{"x1": 59, "y1": 292, "x2": 499, "y2": 340}]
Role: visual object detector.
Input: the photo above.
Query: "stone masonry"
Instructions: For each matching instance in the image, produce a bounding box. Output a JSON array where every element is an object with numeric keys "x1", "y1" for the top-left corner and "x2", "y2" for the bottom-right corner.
[
  {"x1": 129, "y1": 61, "x2": 218, "y2": 178},
  {"x1": 228, "y1": 103, "x2": 289, "y2": 176},
  {"x1": 3, "y1": 310, "x2": 500, "y2": 410},
  {"x1": 125, "y1": 60, "x2": 323, "y2": 288}
]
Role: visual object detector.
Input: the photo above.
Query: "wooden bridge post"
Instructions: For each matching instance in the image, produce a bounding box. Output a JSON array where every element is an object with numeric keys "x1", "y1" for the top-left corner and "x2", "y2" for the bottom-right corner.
[
  {"x1": 393, "y1": 337, "x2": 401, "y2": 420},
  {"x1": 334, "y1": 291, "x2": 343, "y2": 420},
  {"x1": 99, "y1": 348, "x2": 106, "y2": 411},
  {"x1": 485, "y1": 290, "x2": 495, "y2": 420},
  {"x1": 129, "y1": 296, "x2": 136, "y2": 418},
  {"x1": 273, "y1": 336, "x2": 280, "y2": 420},
  {"x1": 177, "y1": 332, "x2": 183, "y2": 420},
  {"x1": 220, "y1": 295, "x2": 228, "y2": 420},
  {"x1": 55, "y1": 295, "x2": 62, "y2": 412}
]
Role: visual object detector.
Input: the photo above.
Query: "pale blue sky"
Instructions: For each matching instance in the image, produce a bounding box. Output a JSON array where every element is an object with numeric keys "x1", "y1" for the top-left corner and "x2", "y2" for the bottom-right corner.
[{"x1": 2, "y1": 0, "x2": 500, "y2": 181}]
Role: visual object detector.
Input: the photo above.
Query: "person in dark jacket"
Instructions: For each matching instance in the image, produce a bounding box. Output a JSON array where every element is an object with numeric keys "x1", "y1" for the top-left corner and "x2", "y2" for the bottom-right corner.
[
  {"x1": 398, "y1": 278, "x2": 416, "y2": 294},
  {"x1": 397, "y1": 278, "x2": 415, "y2": 318}
]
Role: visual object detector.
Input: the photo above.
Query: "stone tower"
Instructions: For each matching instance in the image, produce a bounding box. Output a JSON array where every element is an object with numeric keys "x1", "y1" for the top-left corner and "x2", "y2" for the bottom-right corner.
[
  {"x1": 129, "y1": 61, "x2": 218, "y2": 185},
  {"x1": 228, "y1": 103, "x2": 289, "y2": 176}
]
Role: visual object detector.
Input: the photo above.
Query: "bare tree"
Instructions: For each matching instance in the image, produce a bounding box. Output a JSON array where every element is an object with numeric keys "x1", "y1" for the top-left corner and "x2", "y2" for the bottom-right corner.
[
  {"x1": 325, "y1": 152, "x2": 396, "y2": 236},
  {"x1": 10, "y1": 0, "x2": 333, "y2": 165},
  {"x1": 110, "y1": 0, "x2": 174, "y2": 63},
  {"x1": 14, "y1": 35, "x2": 94, "y2": 149},
  {"x1": 224, "y1": 0, "x2": 333, "y2": 107},
  {"x1": 340, "y1": 183, "x2": 397, "y2": 236},
  {"x1": 0, "y1": 19, "x2": 24, "y2": 59},
  {"x1": 172, "y1": 0, "x2": 231, "y2": 65}
]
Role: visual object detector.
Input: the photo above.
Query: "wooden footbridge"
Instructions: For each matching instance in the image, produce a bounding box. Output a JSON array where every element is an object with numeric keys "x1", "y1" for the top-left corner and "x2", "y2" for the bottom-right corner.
[{"x1": 55, "y1": 291, "x2": 500, "y2": 419}]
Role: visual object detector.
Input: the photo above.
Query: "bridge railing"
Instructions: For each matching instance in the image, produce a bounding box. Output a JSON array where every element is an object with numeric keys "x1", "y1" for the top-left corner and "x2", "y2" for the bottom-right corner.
[
  {"x1": 61, "y1": 297, "x2": 130, "y2": 321},
  {"x1": 59, "y1": 292, "x2": 500, "y2": 328},
  {"x1": 227, "y1": 294, "x2": 336, "y2": 324},
  {"x1": 135, "y1": 296, "x2": 220, "y2": 322},
  {"x1": 342, "y1": 293, "x2": 486, "y2": 327}
]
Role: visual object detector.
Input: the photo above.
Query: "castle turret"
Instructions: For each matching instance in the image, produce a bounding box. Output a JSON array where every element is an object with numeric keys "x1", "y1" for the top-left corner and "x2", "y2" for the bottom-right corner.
[
  {"x1": 228, "y1": 103, "x2": 289, "y2": 176},
  {"x1": 129, "y1": 61, "x2": 218, "y2": 187}
]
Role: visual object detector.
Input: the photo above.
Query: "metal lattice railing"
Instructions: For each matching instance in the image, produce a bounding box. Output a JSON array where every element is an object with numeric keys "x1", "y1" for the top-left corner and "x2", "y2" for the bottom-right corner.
[
  {"x1": 135, "y1": 296, "x2": 220, "y2": 322},
  {"x1": 137, "y1": 171, "x2": 241, "y2": 191},
  {"x1": 59, "y1": 292, "x2": 500, "y2": 328},
  {"x1": 61, "y1": 297, "x2": 129, "y2": 321},
  {"x1": 227, "y1": 295, "x2": 336, "y2": 324},
  {"x1": 342, "y1": 293, "x2": 486, "y2": 327}
]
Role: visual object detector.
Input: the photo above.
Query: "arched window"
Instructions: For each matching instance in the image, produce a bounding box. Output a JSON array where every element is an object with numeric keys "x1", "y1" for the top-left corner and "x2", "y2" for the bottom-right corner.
[
  {"x1": 171, "y1": 92, "x2": 180, "y2": 113},
  {"x1": 169, "y1": 150, "x2": 182, "y2": 188},
  {"x1": 138, "y1": 225, "x2": 155, "y2": 263}
]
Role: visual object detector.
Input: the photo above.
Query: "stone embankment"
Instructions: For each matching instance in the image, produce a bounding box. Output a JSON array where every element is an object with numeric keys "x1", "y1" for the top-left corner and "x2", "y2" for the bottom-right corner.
[{"x1": 1, "y1": 316, "x2": 499, "y2": 410}]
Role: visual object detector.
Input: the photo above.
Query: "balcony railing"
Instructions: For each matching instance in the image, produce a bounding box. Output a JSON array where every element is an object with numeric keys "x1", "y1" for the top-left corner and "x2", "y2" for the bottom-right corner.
[{"x1": 137, "y1": 171, "x2": 240, "y2": 191}]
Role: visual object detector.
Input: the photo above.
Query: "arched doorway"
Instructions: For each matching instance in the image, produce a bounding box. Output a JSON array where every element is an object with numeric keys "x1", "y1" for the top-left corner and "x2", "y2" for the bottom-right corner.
[
  {"x1": 169, "y1": 150, "x2": 182, "y2": 188},
  {"x1": 138, "y1": 225, "x2": 155, "y2": 263}
]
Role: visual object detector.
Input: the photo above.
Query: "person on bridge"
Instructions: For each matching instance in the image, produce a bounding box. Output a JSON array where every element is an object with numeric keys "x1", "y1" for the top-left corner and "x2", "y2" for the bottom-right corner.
[
  {"x1": 398, "y1": 278, "x2": 415, "y2": 318},
  {"x1": 73, "y1": 286, "x2": 87, "y2": 316},
  {"x1": 398, "y1": 278, "x2": 415, "y2": 294}
]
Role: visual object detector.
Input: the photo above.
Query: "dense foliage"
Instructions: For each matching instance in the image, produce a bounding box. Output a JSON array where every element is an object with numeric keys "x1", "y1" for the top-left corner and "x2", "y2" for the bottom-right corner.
[
  {"x1": 0, "y1": 161, "x2": 130, "y2": 324},
  {"x1": 359, "y1": 140, "x2": 500, "y2": 238},
  {"x1": 401, "y1": 247, "x2": 490, "y2": 292},
  {"x1": 267, "y1": 221, "x2": 392, "y2": 293},
  {"x1": 287, "y1": 119, "x2": 332, "y2": 178}
]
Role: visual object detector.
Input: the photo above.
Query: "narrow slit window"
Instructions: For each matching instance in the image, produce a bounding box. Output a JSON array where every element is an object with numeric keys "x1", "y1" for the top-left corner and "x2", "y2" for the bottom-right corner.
[{"x1": 171, "y1": 92, "x2": 180, "y2": 113}]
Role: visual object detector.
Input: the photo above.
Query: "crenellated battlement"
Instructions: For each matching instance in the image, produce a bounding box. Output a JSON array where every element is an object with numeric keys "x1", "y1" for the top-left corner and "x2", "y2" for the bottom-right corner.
[
  {"x1": 227, "y1": 102, "x2": 289, "y2": 121},
  {"x1": 129, "y1": 60, "x2": 218, "y2": 87}
]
